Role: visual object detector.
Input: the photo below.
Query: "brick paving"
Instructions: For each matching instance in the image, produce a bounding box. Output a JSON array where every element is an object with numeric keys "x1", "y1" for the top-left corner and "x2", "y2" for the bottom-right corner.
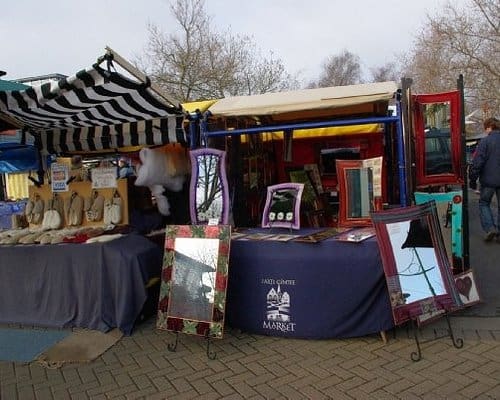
[{"x1": 1, "y1": 316, "x2": 500, "y2": 400}]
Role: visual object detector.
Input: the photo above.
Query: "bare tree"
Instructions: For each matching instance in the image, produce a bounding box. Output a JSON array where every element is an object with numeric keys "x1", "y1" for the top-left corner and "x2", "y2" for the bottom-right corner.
[
  {"x1": 401, "y1": 0, "x2": 499, "y2": 116},
  {"x1": 309, "y1": 49, "x2": 362, "y2": 88},
  {"x1": 135, "y1": 0, "x2": 298, "y2": 102},
  {"x1": 369, "y1": 62, "x2": 399, "y2": 83}
]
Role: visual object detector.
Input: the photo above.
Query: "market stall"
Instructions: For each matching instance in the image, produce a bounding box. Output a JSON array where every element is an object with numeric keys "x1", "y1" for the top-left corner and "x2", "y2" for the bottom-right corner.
[
  {"x1": 0, "y1": 49, "x2": 189, "y2": 334},
  {"x1": 171, "y1": 82, "x2": 402, "y2": 338},
  {"x1": 190, "y1": 79, "x2": 470, "y2": 341}
]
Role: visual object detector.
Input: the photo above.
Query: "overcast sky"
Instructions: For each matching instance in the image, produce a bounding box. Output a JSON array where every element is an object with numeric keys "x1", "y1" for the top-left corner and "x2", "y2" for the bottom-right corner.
[{"x1": 1, "y1": 0, "x2": 465, "y2": 84}]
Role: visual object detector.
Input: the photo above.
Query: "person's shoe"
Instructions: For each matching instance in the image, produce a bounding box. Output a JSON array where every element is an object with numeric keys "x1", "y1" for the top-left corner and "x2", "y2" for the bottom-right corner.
[{"x1": 484, "y1": 230, "x2": 497, "y2": 242}]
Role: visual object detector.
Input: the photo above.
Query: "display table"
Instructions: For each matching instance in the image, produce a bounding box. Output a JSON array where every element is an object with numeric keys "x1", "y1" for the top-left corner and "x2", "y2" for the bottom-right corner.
[
  {"x1": 0, "y1": 233, "x2": 163, "y2": 335},
  {"x1": 226, "y1": 229, "x2": 394, "y2": 339}
]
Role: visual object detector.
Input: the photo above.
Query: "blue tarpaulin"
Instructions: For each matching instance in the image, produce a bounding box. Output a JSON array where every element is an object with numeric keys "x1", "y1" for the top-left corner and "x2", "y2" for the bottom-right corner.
[{"x1": 0, "y1": 142, "x2": 39, "y2": 173}]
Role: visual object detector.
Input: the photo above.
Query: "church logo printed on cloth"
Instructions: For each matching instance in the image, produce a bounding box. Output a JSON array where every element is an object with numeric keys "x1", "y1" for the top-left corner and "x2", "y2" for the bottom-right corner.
[{"x1": 262, "y1": 279, "x2": 296, "y2": 332}]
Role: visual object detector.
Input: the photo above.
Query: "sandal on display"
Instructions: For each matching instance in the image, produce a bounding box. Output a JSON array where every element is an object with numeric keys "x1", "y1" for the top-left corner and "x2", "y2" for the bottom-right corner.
[
  {"x1": 103, "y1": 190, "x2": 122, "y2": 225},
  {"x1": 67, "y1": 191, "x2": 84, "y2": 226},
  {"x1": 86, "y1": 190, "x2": 105, "y2": 222},
  {"x1": 31, "y1": 195, "x2": 45, "y2": 225},
  {"x1": 42, "y1": 195, "x2": 63, "y2": 230}
]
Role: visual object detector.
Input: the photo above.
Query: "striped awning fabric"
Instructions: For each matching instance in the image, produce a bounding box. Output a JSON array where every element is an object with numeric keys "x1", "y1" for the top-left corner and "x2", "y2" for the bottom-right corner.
[{"x1": 0, "y1": 64, "x2": 188, "y2": 154}]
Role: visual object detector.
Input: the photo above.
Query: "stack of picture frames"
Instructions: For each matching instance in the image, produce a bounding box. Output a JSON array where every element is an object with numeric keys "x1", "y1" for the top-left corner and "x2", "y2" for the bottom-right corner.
[
  {"x1": 156, "y1": 224, "x2": 231, "y2": 359},
  {"x1": 414, "y1": 191, "x2": 481, "y2": 315},
  {"x1": 371, "y1": 201, "x2": 466, "y2": 361},
  {"x1": 286, "y1": 164, "x2": 327, "y2": 227}
]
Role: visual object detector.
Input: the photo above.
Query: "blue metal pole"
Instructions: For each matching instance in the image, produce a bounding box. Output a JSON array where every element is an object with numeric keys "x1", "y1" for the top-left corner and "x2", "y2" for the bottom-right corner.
[
  {"x1": 395, "y1": 98, "x2": 407, "y2": 206},
  {"x1": 203, "y1": 116, "x2": 399, "y2": 138},
  {"x1": 188, "y1": 118, "x2": 197, "y2": 149}
]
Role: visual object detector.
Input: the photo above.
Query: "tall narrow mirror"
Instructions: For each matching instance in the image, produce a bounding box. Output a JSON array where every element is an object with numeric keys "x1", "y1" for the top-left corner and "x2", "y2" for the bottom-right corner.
[
  {"x1": 412, "y1": 91, "x2": 463, "y2": 186},
  {"x1": 336, "y1": 156, "x2": 382, "y2": 227},
  {"x1": 189, "y1": 148, "x2": 229, "y2": 225}
]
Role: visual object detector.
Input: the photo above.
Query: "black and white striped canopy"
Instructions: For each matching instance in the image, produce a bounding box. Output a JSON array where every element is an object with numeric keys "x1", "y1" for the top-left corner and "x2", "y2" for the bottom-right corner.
[{"x1": 0, "y1": 64, "x2": 188, "y2": 154}]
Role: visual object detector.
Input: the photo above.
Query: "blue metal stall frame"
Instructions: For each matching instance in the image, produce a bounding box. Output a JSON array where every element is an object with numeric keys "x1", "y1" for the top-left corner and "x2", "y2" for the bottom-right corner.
[{"x1": 190, "y1": 90, "x2": 408, "y2": 206}]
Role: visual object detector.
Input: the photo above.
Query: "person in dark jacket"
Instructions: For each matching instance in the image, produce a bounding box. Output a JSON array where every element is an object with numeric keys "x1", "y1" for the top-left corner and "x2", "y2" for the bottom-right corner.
[{"x1": 469, "y1": 117, "x2": 500, "y2": 241}]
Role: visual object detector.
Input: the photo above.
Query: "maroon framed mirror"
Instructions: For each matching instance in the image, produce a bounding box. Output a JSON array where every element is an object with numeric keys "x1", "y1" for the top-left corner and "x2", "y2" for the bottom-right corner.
[
  {"x1": 371, "y1": 201, "x2": 462, "y2": 326},
  {"x1": 412, "y1": 91, "x2": 463, "y2": 187},
  {"x1": 335, "y1": 157, "x2": 383, "y2": 227}
]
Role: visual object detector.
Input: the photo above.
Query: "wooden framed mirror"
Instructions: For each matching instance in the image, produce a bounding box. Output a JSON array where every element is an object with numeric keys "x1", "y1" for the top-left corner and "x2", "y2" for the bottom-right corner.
[
  {"x1": 412, "y1": 91, "x2": 463, "y2": 187},
  {"x1": 336, "y1": 156, "x2": 383, "y2": 227},
  {"x1": 189, "y1": 148, "x2": 229, "y2": 225},
  {"x1": 261, "y1": 183, "x2": 304, "y2": 230},
  {"x1": 414, "y1": 191, "x2": 463, "y2": 271},
  {"x1": 156, "y1": 225, "x2": 231, "y2": 339},
  {"x1": 371, "y1": 201, "x2": 462, "y2": 326}
]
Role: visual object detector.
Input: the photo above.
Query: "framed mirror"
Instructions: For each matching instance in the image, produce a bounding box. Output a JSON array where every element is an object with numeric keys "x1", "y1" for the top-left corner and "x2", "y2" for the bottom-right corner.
[
  {"x1": 414, "y1": 191, "x2": 463, "y2": 271},
  {"x1": 336, "y1": 156, "x2": 383, "y2": 227},
  {"x1": 261, "y1": 183, "x2": 304, "y2": 229},
  {"x1": 189, "y1": 148, "x2": 229, "y2": 225},
  {"x1": 412, "y1": 91, "x2": 463, "y2": 186},
  {"x1": 371, "y1": 201, "x2": 462, "y2": 325},
  {"x1": 156, "y1": 225, "x2": 231, "y2": 339}
]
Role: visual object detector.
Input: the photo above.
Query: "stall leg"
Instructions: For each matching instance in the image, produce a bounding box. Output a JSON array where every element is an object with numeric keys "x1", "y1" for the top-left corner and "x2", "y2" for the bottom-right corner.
[
  {"x1": 205, "y1": 330, "x2": 217, "y2": 360},
  {"x1": 167, "y1": 331, "x2": 179, "y2": 352}
]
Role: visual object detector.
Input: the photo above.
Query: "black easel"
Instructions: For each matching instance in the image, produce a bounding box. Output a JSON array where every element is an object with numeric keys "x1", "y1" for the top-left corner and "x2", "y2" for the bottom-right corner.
[
  {"x1": 409, "y1": 313, "x2": 463, "y2": 362},
  {"x1": 167, "y1": 330, "x2": 217, "y2": 360}
]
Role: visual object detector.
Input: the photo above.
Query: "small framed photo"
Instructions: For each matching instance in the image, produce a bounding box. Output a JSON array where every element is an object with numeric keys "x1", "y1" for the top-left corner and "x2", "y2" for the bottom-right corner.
[
  {"x1": 261, "y1": 183, "x2": 304, "y2": 230},
  {"x1": 454, "y1": 269, "x2": 481, "y2": 307}
]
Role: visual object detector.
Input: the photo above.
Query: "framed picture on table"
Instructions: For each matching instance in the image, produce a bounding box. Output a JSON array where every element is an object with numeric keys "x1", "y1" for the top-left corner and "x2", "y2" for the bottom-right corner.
[
  {"x1": 286, "y1": 168, "x2": 318, "y2": 210},
  {"x1": 303, "y1": 164, "x2": 324, "y2": 194},
  {"x1": 261, "y1": 183, "x2": 304, "y2": 230},
  {"x1": 156, "y1": 225, "x2": 231, "y2": 339}
]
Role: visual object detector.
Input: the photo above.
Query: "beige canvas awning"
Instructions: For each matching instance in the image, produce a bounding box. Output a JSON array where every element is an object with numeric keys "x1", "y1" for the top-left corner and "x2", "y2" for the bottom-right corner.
[{"x1": 208, "y1": 81, "x2": 398, "y2": 119}]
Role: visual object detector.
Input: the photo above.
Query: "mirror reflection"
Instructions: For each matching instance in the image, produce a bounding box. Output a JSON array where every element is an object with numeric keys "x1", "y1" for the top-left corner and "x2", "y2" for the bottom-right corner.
[
  {"x1": 386, "y1": 218, "x2": 446, "y2": 306},
  {"x1": 423, "y1": 101, "x2": 452, "y2": 175},
  {"x1": 336, "y1": 157, "x2": 382, "y2": 227},
  {"x1": 195, "y1": 154, "x2": 223, "y2": 222},
  {"x1": 168, "y1": 237, "x2": 218, "y2": 322},
  {"x1": 189, "y1": 148, "x2": 229, "y2": 225},
  {"x1": 345, "y1": 167, "x2": 373, "y2": 218}
]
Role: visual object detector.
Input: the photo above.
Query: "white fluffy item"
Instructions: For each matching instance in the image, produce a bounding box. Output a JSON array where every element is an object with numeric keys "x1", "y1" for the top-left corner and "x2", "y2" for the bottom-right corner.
[{"x1": 134, "y1": 147, "x2": 190, "y2": 216}]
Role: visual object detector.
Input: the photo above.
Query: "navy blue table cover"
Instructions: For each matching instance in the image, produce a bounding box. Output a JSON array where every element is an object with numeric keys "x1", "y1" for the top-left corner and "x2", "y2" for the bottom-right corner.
[
  {"x1": 0, "y1": 234, "x2": 163, "y2": 335},
  {"x1": 226, "y1": 229, "x2": 394, "y2": 339}
]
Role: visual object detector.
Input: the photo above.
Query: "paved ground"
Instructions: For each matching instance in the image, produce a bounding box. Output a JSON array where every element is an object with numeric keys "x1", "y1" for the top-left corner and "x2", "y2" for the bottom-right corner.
[
  {"x1": 1, "y1": 316, "x2": 500, "y2": 400},
  {"x1": 2, "y1": 189, "x2": 500, "y2": 399}
]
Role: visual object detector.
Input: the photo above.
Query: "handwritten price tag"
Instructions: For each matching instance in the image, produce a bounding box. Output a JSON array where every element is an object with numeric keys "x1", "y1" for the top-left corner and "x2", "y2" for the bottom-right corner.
[{"x1": 91, "y1": 167, "x2": 118, "y2": 189}]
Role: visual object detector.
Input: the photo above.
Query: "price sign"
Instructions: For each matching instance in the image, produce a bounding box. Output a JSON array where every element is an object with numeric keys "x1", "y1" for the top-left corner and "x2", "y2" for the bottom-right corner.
[
  {"x1": 91, "y1": 167, "x2": 118, "y2": 189},
  {"x1": 51, "y1": 163, "x2": 69, "y2": 192}
]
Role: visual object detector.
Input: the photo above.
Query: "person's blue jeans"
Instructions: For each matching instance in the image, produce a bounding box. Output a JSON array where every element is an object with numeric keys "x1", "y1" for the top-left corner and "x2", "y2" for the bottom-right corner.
[{"x1": 478, "y1": 186, "x2": 500, "y2": 234}]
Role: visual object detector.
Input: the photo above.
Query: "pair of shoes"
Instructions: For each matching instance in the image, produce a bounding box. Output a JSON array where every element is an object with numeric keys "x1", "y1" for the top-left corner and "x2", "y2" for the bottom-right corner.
[{"x1": 484, "y1": 230, "x2": 497, "y2": 242}]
